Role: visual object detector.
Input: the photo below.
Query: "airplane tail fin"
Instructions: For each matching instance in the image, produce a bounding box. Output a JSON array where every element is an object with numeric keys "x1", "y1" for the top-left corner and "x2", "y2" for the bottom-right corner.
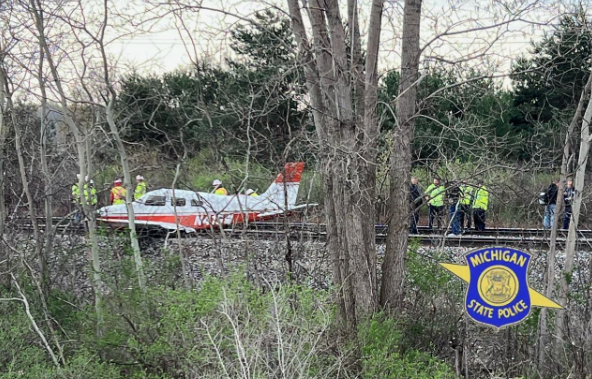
[{"x1": 261, "y1": 162, "x2": 305, "y2": 209}]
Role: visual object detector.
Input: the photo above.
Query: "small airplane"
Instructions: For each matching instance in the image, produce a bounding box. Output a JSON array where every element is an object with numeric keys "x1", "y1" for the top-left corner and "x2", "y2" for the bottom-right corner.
[{"x1": 97, "y1": 162, "x2": 314, "y2": 233}]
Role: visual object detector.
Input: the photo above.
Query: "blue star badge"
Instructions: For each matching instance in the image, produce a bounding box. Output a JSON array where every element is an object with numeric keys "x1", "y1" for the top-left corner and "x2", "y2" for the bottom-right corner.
[{"x1": 440, "y1": 247, "x2": 562, "y2": 329}]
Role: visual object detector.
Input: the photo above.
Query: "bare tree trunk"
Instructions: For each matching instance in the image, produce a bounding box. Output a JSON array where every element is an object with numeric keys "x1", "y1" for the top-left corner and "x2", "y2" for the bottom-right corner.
[
  {"x1": 171, "y1": 160, "x2": 190, "y2": 289},
  {"x1": 105, "y1": 103, "x2": 146, "y2": 291},
  {"x1": 37, "y1": 48, "x2": 55, "y2": 267},
  {"x1": 28, "y1": 0, "x2": 104, "y2": 325},
  {"x1": 83, "y1": 0, "x2": 146, "y2": 291},
  {"x1": 5, "y1": 81, "x2": 47, "y2": 296},
  {"x1": 381, "y1": 0, "x2": 422, "y2": 310},
  {"x1": 572, "y1": 83, "x2": 592, "y2": 349},
  {"x1": 537, "y1": 134, "x2": 566, "y2": 375},
  {"x1": 554, "y1": 70, "x2": 592, "y2": 361},
  {"x1": 0, "y1": 61, "x2": 8, "y2": 288},
  {"x1": 287, "y1": 0, "x2": 382, "y2": 327}
]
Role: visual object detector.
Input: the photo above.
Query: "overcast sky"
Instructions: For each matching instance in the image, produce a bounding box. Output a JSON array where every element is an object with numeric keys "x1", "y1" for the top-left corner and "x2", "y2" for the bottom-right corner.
[
  {"x1": 1, "y1": 0, "x2": 581, "y2": 99},
  {"x1": 101, "y1": 0, "x2": 571, "y2": 86}
]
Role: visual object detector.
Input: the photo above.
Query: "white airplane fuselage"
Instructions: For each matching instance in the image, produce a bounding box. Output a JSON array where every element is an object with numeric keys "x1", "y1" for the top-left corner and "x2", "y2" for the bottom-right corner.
[{"x1": 97, "y1": 162, "x2": 305, "y2": 233}]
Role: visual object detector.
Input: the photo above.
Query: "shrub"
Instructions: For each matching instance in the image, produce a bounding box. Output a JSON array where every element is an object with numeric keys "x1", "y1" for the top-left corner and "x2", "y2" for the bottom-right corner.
[{"x1": 358, "y1": 314, "x2": 456, "y2": 379}]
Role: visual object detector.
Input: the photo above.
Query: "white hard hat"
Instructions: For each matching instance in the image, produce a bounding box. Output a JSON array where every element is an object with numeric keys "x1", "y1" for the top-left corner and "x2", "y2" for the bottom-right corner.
[
  {"x1": 212, "y1": 179, "x2": 222, "y2": 186},
  {"x1": 90, "y1": 179, "x2": 94, "y2": 184},
  {"x1": 246, "y1": 189, "x2": 254, "y2": 195},
  {"x1": 76, "y1": 174, "x2": 81, "y2": 180},
  {"x1": 114, "y1": 178, "x2": 122, "y2": 185},
  {"x1": 136, "y1": 175, "x2": 144, "y2": 181},
  {"x1": 85, "y1": 175, "x2": 89, "y2": 181}
]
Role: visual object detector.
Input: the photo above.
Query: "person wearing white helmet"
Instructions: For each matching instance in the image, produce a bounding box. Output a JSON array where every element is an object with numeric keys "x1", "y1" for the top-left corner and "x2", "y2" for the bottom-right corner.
[
  {"x1": 72, "y1": 174, "x2": 97, "y2": 224},
  {"x1": 246, "y1": 188, "x2": 258, "y2": 197},
  {"x1": 212, "y1": 179, "x2": 227, "y2": 195},
  {"x1": 135, "y1": 175, "x2": 147, "y2": 200}
]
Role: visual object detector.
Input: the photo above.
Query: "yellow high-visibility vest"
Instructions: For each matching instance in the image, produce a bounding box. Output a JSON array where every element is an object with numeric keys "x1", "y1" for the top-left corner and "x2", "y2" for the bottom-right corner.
[
  {"x1": 461, "y1": 185, "x2": 474, "y2": 206},
  {"x1": 72, "y1": 183, "x2": 80, "y2": 203},
  {"x1": 473, "y1": 185, "x2": 489, "y2": 211},
  {"x1": 111, "y1": 186, "x2": 126, "y2": 205},
  {"x1": 73, "y1": 183, "x2": 97, "y2": 206},
  {"x1": 214, "y1": 187, "x2": 228, "y2": 195},
  {"x1": 135, "y1": 182, "x2": 147, "y2": 200},
  {"x1": 425, "y1": 184, "x2": 445, "y2": 207}
]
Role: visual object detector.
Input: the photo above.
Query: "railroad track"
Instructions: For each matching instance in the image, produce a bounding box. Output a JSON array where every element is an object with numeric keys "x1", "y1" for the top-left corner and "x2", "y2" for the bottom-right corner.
[{"x1": 7, "y1": 218, "x2": 592, "y2": 248}]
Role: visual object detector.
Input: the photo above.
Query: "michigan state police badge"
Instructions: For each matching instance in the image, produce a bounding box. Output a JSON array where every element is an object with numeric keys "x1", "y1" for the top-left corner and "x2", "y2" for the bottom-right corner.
[{"x1": 440, "y1": 247, "x2": 562, "y2": 329}]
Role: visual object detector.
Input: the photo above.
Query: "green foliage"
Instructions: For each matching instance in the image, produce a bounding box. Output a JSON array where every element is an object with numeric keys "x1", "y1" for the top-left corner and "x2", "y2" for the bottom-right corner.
[
  {"x1": 0, "y1": 252, "x2": 464, "y2": 379},
  {"x1": 358, "y1": 314, "x2": 456, "y2": 379},
  {"x1": 0, "y1": 352, "x2": 124, "y2": 379},
  {"x1": 117, "y1": 10, "x2": 310, "y2": 164},
  {"x1": 510, "y1": 9, "x2": 592, "y2": 161},
  {"x1": 399, "y1": 244, "x2": 464, "y2": 356},
  {"x1": 380, "y1": 67, "x2": 522, "y2": 163}
]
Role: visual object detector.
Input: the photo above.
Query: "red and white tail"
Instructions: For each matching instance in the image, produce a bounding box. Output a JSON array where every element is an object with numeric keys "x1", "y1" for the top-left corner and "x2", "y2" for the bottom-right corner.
[{"x1": 261, "y1": 162, "x2": 305, "y2": 208}]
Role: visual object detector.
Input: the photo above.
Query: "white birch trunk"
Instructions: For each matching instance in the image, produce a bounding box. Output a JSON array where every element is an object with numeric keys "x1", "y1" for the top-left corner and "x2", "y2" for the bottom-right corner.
[
  {"x1": 553, "y1": 71, "x2": 592, "y2": 357},
  {"x1": 28, "y1": 0, "x2": 104, "y2": 325}
]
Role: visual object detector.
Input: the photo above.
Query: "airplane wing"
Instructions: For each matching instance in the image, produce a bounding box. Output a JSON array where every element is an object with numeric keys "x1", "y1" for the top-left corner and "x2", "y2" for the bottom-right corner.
[{"x1": 98, "y1": 218, "x2": 197, "y2": 233}]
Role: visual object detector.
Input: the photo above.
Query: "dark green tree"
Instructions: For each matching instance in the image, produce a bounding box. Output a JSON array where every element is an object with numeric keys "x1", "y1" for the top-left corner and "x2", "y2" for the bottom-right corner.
[
  {"x1": 510, "y1": 11, "x2": 592, "y2": 160},
  {"x1": 224, "y1": 10, "x2": 307, "y2": 162},
  {"x1": 117, "y1": 10, "x2": 308, "y2": 164},
  {"x1": 380, "y1": 67, "x2": 517, "y2": 163}
]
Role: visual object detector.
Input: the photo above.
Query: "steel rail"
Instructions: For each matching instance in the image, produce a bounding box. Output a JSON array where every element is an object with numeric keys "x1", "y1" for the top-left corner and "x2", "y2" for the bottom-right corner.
[{"x1": 8, "y1": 218, "x2": 592, "y2": 248}]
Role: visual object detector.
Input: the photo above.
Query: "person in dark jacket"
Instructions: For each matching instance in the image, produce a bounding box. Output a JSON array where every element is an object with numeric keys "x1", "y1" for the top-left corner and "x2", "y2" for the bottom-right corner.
[
  {"x1": 563, "y1": 179, "x2": 575, "y2": 230},
  {"x1": 409, "y1": 176, "x2": 422, "y2": 234},
  {"x1": 446, "y1": 180, "x2": 463, "y2": 237},
  {"x1": 543, "y1": 179, "x2": 559, "y2": 229}
]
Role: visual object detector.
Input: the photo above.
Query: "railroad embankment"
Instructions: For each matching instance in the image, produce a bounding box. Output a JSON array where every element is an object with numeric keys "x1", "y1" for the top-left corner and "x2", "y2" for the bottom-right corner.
[{"x1": 5, "y1": 232, "x2": 588, "y2": 376}]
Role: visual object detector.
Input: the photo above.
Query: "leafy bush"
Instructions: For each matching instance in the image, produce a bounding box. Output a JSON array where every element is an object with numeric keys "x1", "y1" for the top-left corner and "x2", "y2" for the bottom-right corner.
[
  {"x1": 1, "y1": 258, "x2": 461, "y2": 379},
  {"x1": 358, "y1": 314, "x2": 456, "y2": 379}
]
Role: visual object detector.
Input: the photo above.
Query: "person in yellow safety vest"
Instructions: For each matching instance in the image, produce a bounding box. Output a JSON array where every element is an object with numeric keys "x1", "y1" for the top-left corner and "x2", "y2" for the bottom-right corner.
[
  {"x1": 212, "y1": 179, "x2": 228, "y2": 195},
  {"x1": 460, "y1": 180, "x2": 475, "y2": 230},
  {"x1": 246, "y1": 188, "x2": 258, "y2": 196},
  {"x1": 472, "y1": 180, "x2": 489, "y2": 231},
  {"x1": 135, "y1": 175, "x2": 147, "y2": 200},
  {"x1": 72, "y1": 174, "x2": 81, "y2": 204},
  {"x1": 72, "y1": 175, "x2": 97, "y2": 205},
  {"x1": 72, "y1": 175, "x2": 97, "y2": 224},
  {"x1": 424, "y1": 177, "x2": 445, "y2": 230},
  {"x1": 84, "y1": 178, "x2": 98, "y2": 207},
  {"x1": 110, "y1": 179, "x2": 126, "y2": 205}
]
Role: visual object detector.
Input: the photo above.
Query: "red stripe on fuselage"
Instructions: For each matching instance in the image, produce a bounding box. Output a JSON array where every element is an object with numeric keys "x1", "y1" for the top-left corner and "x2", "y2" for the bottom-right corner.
[{"x1": 99, "y1": 212, "x2": 261, "y2": 230}]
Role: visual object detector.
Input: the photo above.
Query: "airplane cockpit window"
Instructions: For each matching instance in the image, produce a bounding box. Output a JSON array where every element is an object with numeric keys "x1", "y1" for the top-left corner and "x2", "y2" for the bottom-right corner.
[
  {"x1": 173, "y1": 198, "x2": 186, "y2": 207},
  {"x1": 144, "y1": 195, "x2": 166, "y2": 206},
  {"x1": 191, "y1": 199, "x2": 203, "y2": 207}
]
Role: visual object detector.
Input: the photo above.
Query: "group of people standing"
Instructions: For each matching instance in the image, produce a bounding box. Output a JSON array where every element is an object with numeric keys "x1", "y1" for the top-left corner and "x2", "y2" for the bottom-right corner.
[
  {"x1": 108, "y1": 175, "x2": 147, "y2": 205},
  {"x1": 71, "y1": 175, "x2": 147, "y2": 224},
  {"x1": 541, "y1": 178, "x2": 575, "y2": 230},
  {"x1": 409, "y1": 177, "x2": 489, "y2": 237}
]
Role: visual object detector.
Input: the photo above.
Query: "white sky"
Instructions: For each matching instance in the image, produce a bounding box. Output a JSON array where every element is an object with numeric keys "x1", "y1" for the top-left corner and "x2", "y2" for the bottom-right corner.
[
  {"x1": 1, "y1": 0, "x2": 582, "y2": 98},
  {"x1": 101, "y1": 0, "x2": 571, "y2": 85}
]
